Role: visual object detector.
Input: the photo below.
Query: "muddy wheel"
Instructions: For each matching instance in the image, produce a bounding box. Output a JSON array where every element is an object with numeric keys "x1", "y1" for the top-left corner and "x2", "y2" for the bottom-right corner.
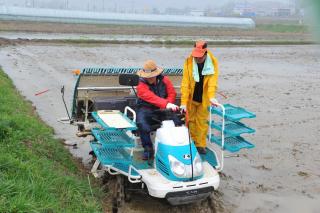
[
  {"x1": 112, "y1": 175, "x2": 125, "y2": 213},
  {"x1": 124, "y1": 180, "x2": 131, "y2": 202},
  {"x1": 124, "y1": 191, "x2": 131, "y2": 202},
  {"x1": 207, "y1": 192, "x2": 216, "y2": 213},
  {"x1": 101, "y1": 171, "x2": 112, "y2": 186}
]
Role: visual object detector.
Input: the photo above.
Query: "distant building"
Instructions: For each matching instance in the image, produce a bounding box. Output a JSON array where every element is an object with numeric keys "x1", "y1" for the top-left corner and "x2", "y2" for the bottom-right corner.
[
  {"x1": 275, "y1": 8, "x2": 295, "y2": 17},
  {"x1": 277, "y1": 8, "x2": 290, "y2": 17},
  {"x1": 164, "y1": 7, "x2": 185, "y2": 15},
  {"x1": 233, "y1": 3, "x2": 255, "y2": 17},
  {"x1": 189, "y1": 10, "x2": 205, "y2": 16},
  {"x1": 240, "y1": 1, "x2": 301, "y2": 17}
]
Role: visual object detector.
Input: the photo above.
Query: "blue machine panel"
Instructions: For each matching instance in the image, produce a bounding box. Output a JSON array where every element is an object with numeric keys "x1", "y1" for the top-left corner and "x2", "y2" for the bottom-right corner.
[{"x1": 201, "y1": 148, "x2": 218, "y2": 168}]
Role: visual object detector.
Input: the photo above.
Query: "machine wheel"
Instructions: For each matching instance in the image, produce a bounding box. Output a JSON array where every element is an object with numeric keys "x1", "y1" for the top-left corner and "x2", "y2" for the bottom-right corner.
[
  {"x1": 112, "y1": 175, "x2": 125, "y2": 213},
  {"x1": 124, "y1": 180, "x2": 132, "y2": 202},
  {"x1": 101, "y1": 171, "x2": 112, "y2": 186},
  {"x1": 207, "y1": 192, "x2": 216, "y2": 213}
]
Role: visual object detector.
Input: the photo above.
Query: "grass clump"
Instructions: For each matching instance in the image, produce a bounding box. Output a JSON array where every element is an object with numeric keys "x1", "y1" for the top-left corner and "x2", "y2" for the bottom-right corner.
[{"x1": 0, "y1": 69, "x2": 102, "y2": 212}]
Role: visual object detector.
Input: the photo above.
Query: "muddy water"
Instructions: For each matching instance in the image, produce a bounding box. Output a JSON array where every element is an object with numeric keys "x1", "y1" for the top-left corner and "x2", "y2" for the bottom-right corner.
[{"x1": 1, "y1": 43, "x2": 320, "y2": 213}]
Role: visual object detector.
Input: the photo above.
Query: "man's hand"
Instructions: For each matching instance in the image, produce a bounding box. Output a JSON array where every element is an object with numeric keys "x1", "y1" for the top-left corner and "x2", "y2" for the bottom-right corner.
[
  {"x1": 166, "y1": 103, "x2": 179, "y2": 111},
  {"x1": 210, "y1": 98, "x2": 219, "y2": 106},
  {"x1": 180, "y1": 105, "x2": 187, "y2": 113}
]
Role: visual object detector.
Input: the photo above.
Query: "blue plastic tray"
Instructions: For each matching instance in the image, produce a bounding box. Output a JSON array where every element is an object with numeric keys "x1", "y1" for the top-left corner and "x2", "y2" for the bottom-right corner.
[
  {"x1": 91, "y1": 128, "x2": 134, "y2": 148},
  {"x1": 90, "y1": 142, "x2": 132, "y2": 165},
  {"x1": 210, "y1": 135, "x2": 255, "y2": 153},
  {"x1": 210, "y1": 104, "x2": 256, "y2": 121},
  {"x1": 210, "y1": 120, "x2": 255, "y2": 137}
]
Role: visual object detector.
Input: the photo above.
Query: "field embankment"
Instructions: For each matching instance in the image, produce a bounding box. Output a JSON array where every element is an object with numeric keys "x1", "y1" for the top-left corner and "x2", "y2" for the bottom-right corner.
[{"x1": 0, "y1": 69, "x2": 103, "y2": 212}]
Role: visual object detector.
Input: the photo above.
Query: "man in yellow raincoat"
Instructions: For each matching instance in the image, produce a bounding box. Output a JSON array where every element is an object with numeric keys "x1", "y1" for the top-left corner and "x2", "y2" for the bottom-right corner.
[{"x1": 180, "y1": 41, "x2": 219, "y2": 154}]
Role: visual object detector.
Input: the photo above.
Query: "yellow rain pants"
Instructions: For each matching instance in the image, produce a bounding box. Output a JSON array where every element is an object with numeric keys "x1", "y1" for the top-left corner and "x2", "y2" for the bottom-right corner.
[
  {"x1": 187, "y1": 101, "x2": 209, "y2": 147},
  {"x1": 181, "y1": 50, "x2": 219, "y2": 148}
]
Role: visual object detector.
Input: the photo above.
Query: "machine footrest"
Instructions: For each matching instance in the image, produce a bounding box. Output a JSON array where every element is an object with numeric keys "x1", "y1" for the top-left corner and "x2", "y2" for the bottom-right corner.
[
  {"x1": 211, "y1": 120, "x2": 255, "y2": 137},
  {"x1": 210, "y1": 135, "x2": 255, "y2": 153},
  {"x1": 92, "y1": 128, "x2": 134, "y2": 147},
  {"x1": 210, "y1": 104, "x2": 256, "y2": 121},
  {"x1": 90, "y1": 142, "x2": 132, "y2": 165}
]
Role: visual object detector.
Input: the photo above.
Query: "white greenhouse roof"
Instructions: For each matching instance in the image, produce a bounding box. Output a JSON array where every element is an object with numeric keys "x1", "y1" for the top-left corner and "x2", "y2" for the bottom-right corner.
[{"x1": 0, "y1": 6, "x2": 255, "y2": 29}]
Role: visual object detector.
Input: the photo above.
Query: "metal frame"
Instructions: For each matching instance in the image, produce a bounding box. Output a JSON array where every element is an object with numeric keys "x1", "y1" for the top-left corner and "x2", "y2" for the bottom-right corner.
[
  {"x1": 77, "y1": 86, "x2": 180, "y2": 91},
  {"x1": 128, "y1": 165, "x2": 142, "y2": 183},
  {"x1": 91, "y1": 159, "x2": 105, "y2": 178},
  {"x1": 209, "y1": 103, "x2": 225, "y2": 172},
  {"x1": 71, "y1": 67, "x2": 182, "y2": 118},
  {"x1": 75, "y1": 86, "x2": 178, "y2": 126},
  {"x1": 90, "y1": 159, "x2": 142, "y2": 181},
  {"x1": 124, "y1": 106, "x2": 136, "y2": 122}
]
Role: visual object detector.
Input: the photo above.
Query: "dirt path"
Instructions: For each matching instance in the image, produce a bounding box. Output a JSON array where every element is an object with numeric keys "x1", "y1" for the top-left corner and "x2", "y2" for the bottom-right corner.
[{"x1": 0, "y1": 43, "x2": 319, "y2": 213}]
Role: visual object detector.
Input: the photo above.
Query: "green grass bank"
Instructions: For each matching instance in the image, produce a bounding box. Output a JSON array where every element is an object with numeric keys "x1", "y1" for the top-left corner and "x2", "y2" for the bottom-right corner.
[{"x1": 0, "y1": 69, "x2": 102, "y2": 212}]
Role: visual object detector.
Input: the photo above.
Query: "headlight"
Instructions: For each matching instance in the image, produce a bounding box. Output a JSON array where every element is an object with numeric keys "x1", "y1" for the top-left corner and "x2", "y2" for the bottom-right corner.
[
  {"x1": 168, "y1": 155, "x2": 186, "y2": 177},
  {"x1": 193, "y1": 153, "x2": 203, "y2": 176},
  {"x1": 168, "y1": 154, "x2": 203, "y2": 178}
]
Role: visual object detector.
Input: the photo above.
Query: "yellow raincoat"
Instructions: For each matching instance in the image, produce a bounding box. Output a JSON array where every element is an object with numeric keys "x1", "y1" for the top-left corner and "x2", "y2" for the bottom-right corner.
[{"x1": 180, "y1": 50, "x2": 219, "y2": 148}]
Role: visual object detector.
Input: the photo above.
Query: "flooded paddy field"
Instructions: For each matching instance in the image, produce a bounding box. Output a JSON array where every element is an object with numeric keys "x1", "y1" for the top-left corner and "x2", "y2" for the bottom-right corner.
[
  {"x1": 0, "y1": 20, "x2": 313, "y2": 43},
  {"x1": 0, "y1": 43, "x2": 319, "y2": 213}
]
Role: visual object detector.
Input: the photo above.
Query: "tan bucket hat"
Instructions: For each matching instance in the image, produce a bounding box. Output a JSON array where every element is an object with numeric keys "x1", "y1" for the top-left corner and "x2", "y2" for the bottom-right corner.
[{"x1": 137, "y1": 60, "x2": 163, "y2": 78}]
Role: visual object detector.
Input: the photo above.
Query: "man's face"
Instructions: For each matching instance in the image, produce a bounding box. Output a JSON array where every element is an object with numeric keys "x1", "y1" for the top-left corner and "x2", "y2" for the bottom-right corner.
[
  {"x1": 146, "y1": 76, "x2": 157, "y2": 84},
  {"x1": 195, "y1": 54, "x2": 207, "y2": 64}
]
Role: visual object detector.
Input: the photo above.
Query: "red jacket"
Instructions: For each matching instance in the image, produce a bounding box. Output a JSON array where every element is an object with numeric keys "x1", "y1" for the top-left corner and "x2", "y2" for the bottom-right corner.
[{"x1": 137, "y1": 75, "x2": 176, "y2": 109}]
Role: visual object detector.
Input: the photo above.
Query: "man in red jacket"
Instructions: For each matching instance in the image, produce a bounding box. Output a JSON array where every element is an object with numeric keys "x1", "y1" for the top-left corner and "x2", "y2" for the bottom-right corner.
[{"x1": 136, "y1": 60, "x2": 180, "y2": 160}]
